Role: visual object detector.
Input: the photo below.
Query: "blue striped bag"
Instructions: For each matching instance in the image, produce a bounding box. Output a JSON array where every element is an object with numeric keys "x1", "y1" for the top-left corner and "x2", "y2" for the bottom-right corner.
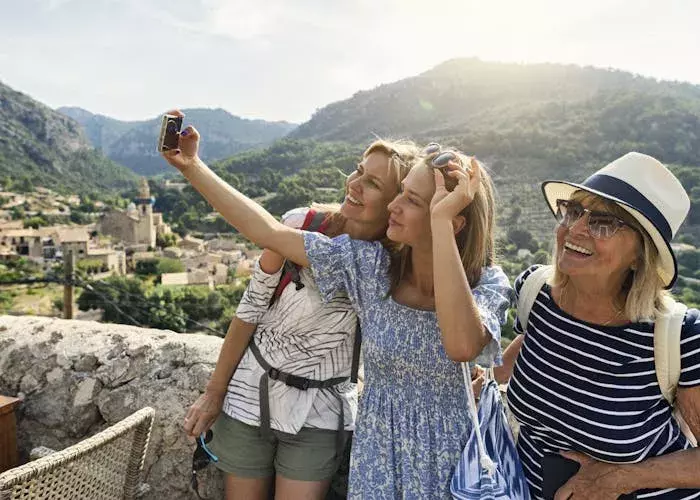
[{"x1": 451, "y1": 364, "x2": 531, "y2": 500}]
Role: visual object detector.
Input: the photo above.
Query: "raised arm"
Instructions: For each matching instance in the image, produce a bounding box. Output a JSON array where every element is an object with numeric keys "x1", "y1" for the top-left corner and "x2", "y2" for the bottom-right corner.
[
  {"x1": 160, "y1": 110, "x2": 308, "y2": 266},
  {"x1": 431, "y1": 160, "x2": 491, "y2": 361}
]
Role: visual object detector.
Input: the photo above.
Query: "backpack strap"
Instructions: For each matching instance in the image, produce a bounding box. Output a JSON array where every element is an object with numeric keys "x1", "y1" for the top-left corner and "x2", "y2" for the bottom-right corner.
[
  {"x1": 249, "y1": 336, "x2": 352, "y2": 460},
  {"x1": 350, "y1": 323, "x2": 362, "y2": 383},
  {"x1": 274, "y1": 209, "x2": 329, "y2": 297},
  {"x1": 654, "y1": 297, "x2": 698, "y2": 447},
  {"x1": 516, "y1": 265, "x2": 554, "y2": 332},
  {"x1": 655, "y1": 296, "x2": 688, "y2": 405}
]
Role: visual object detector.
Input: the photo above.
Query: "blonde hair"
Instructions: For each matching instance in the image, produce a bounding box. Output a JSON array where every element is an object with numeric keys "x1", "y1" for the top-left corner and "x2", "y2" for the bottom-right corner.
[
  {"x1": 362, "y1": 139, "x2": 419, "y2": 189},
  {"x1": 550, "y1": 191, "x2": 668, "y2": 322},
  {"x1": 389, "y1": 151, "x2": 497, "y2": 293},
  {"x1": 315, "y1": 139, "x2": 420, "y2": 244}
]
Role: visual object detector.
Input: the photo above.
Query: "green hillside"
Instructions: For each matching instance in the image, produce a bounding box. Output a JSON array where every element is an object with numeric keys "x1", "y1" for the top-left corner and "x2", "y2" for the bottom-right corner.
[
  {"x1": 287, "y1": 59, "x2": 700, "y2": 242},
  {"x1": 0, "y1": 81, "x2": 137, "y2": 194}
]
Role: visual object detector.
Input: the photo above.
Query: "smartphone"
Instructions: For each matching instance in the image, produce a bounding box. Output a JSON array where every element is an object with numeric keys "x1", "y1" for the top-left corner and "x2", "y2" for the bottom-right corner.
[
  {"x1": 157, "y1": 114, "x2": 183, "y2": 153},
  {"x1": 541, "y1": 454, "x2": 636, "y2": 500}
]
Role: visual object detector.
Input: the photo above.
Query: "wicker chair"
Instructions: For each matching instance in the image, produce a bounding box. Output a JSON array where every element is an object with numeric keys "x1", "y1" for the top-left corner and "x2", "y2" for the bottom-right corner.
[{"x1": 0, "y1": 407, "x2": 155, "y2": 500}]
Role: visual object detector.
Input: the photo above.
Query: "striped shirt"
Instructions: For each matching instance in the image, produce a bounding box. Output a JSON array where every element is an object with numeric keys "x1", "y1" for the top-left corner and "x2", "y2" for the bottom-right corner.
[
  {"x1": 507, "y1": 265, "x2": 700, "y2": 500},
  {"x1": 223, "y1": 208, "x2": 358, "y2": 434}
]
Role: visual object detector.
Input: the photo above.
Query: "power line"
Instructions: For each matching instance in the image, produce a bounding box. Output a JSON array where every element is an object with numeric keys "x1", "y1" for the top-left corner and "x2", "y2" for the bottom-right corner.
[
  {"x1": 78, "y1": 281, "x2": 146, "y2": 329},
  {"x1": 1, "y1": 267, "x2": 229, "y2": 336},
  {"x1": 74, "y1": 276, "x2": 226, "y2": 336}
]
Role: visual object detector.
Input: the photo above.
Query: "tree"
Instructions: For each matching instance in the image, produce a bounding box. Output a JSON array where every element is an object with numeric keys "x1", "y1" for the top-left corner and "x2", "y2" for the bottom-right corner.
[
  {"x1": 77, "y1": 276, "x2": 148, "y2": 324},
  {"x1": 532, "y1": 249, "x2": 551, "y2": 265},
  {"x1": 135, "y1": 259, "x2": 160, "y2": 276},
  {"x1": 70, "y1": 211, "x2": 89, "y2": 224},
  {"x1": 10, "y1": 206, "x2": 25, "y2": 220},
  {"x1": 507, "y1": 228, "x2": 537, "y2": 252},
  {"x1": 77, "y1": 258, "x2": 105, "y2": 275},
  {"x1": 157, "y1": 258, "x2": 185, "y2": 274},
  {"x1": 156, "y1": 232, "x2": 178, "y2": 249},
  {"x1": 25, "y1": 216, "x2": 48, "y2": 229}
]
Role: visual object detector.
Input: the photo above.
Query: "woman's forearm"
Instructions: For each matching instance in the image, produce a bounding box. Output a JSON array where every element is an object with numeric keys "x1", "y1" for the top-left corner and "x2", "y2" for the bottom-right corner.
[
  {"x1": 432, "y1": 219, "x2": 489, "y2": 361},
  {"x1": 179, "y1": 157, "x2": 309, "y2": 266},
  {"x1": 617, "y1": 449, "x2": 700, "y2": 492},
  {"x1": 493, "y1": 334, "x2": 524, "y2": 384},
  {"x1": 206, "y1": 317, "x2": 258, "y2": 395}
]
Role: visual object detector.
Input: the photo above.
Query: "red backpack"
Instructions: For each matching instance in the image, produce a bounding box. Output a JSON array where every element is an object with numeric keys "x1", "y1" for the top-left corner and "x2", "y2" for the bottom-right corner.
[{"x1": 273, "y1": 208, "x2": 330, "y2": 297}]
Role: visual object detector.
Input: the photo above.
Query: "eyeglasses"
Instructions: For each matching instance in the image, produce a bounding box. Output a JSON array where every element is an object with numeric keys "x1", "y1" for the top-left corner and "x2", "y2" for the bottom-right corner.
[
  {"x1": 423, "y1": 142, "x2": 461, "y2": 168},
  {"x1": 555, "y1": 199, "x2": 632, "y2": 239},
  {"x1": 191, "y1": 430, "x2": 219, "y2": 499}
]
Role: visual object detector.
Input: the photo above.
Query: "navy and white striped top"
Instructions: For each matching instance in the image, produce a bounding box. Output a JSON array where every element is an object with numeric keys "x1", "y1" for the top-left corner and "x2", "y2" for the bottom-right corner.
[{"x1": 507, "y1": 265, "x2": 700, "y2": 500}]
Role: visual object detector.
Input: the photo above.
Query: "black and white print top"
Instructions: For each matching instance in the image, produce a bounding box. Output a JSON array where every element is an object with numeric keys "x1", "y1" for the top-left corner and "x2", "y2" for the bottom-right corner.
[
  {"x1": 508, "y1": 265, "x2": 700, "y2": 500},
  {"x1": 222, "y1": 208, "x2": 358, "y2": 434}
]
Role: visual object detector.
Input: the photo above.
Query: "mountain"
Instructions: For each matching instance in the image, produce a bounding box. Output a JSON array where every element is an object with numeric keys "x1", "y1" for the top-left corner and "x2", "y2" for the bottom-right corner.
[
  {"x1": 286, "y1": 58, "x2": 700, "y2": 241},
  {"x1": 293, "y1": 58, "x2": 700, "y2": 151},
  {"x1": 0, "y1": 81, "x2": 137, "y2": 194},
  {"x1": 58, "y1": 107, "x2": 297, "y2": 176}
]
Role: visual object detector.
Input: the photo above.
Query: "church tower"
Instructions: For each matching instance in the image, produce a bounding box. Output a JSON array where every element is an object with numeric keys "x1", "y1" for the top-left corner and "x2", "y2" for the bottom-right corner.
[
  {"x1": 134, "y1": 178, "x2": 156, "y2": 247},
  {"x1": 137, "y1": 178, "x2": 153, "y2": 218}
]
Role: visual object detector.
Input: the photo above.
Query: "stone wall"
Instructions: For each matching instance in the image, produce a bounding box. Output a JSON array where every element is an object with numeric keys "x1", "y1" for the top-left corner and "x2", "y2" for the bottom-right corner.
[{"x1": 0, "y1": 315, "x2": 225, "y2": 500}]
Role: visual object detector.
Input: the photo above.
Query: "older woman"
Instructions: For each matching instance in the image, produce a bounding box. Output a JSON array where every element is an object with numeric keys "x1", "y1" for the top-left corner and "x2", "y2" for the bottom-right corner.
[{"x1": 498, "y1": 152, "x2": 700, "y2": 499}]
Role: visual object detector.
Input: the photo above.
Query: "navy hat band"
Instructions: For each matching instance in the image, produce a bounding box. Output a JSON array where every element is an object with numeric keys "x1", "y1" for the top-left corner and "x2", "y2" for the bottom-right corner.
[{"x1": 582, "y1": 174, "x2": 672, "y2": 242}]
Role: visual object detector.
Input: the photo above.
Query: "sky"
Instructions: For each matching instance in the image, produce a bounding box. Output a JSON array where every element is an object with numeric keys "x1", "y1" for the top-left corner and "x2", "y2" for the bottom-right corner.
[{"x1": 1, "y1": 0, "x2": 699, "y2": 124}]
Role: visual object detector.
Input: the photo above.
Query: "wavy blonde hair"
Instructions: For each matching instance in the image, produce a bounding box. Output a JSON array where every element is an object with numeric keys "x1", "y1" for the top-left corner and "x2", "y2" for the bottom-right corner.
[
  {"x1": 550, "y1": 191, "x2": 669, "y2": 322},
  {"x1": 315, "y1": 139, "x2": 420, "y2": 244},
  {"x1": 389, "y1": 151, "x2": 497, "y2": 294}
]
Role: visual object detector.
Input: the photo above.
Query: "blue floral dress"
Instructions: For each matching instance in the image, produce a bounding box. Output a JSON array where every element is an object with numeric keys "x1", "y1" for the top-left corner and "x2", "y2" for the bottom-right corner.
[{"x1": 303, "y1": 233, "x2": 513, "y2": 499}]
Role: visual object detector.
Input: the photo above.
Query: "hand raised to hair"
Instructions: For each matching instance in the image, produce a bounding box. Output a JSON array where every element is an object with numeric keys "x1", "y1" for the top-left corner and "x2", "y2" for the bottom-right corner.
[{"x1": 430, "y1": 157, "x2": 481, "y2": 221}]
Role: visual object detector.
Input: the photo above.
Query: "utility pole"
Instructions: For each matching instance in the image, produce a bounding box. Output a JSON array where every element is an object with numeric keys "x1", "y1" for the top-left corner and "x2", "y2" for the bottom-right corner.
[{"x1": 63, "y1": 251, "x2": 74, "y2": 319}]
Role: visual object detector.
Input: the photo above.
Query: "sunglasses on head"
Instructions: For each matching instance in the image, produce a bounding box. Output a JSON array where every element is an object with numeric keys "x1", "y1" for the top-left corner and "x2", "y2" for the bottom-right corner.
[
  {"x1": 423, "y1": 142, "x2": 462, "y2": 169},
  {"x1": 555, "y1": 199, "x2": 633, "y2": 239},
  {"x1": 191, "y1": 430, "x2": 219, "y2": 499}
]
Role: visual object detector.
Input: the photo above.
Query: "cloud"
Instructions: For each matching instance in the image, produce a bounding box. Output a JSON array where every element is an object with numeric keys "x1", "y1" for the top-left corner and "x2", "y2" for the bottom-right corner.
[
  {"x1": 42, "y1": 0, "x2": 80, "y2": 11},
  {"x1": 128, "y1": 0, "x2": 325, "y2": 41},
  {"x1": 2, "y1": 0, "x2": 700, "y2": 123}
]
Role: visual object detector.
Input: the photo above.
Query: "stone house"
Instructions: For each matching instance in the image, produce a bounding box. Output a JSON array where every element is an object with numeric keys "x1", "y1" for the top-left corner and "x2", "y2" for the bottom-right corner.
[{"x1": 98, "y1": 179, "x2": 170, "y2": 248}]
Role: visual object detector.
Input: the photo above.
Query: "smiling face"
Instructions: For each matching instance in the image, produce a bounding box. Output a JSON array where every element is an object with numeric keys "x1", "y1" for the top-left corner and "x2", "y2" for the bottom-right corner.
[
  {"x1": 555, "y1": 194, "x2": 641, "y2": 285},
  {"x1": 386, "y1": 164, "x2": 435, "y2": 248},
  {"x1": 340, "y1": 150, "x2": 400, "y2": 239}
]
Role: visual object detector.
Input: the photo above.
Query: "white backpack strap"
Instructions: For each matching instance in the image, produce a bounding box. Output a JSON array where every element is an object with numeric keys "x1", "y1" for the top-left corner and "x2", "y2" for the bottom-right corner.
[
  {"x1": 517, "y1": 265, "x2": 554, "y2": 332},
  {"x1": 654, "y1": 297, "x2": 696, "y2": 446},
  {"x1": 655, "y1": 296, "x2": 687, "y2": 405}
]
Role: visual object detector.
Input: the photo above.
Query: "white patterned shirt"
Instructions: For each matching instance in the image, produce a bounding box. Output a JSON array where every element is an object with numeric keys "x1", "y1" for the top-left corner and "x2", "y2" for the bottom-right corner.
[{"x1": 223, "y1": 207, "x2": 359, "y2": 434}]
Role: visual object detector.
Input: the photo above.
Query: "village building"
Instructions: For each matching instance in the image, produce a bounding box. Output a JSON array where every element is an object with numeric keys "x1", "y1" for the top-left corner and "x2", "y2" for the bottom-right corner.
[
  {"x1": 98, "y1": 178, "x2": 171, "y2": 248},
  {"x1": 177, "y1": 235, "x2": 204, "y2": 253},
  {"x1": 0, "y1": 228, "x2": 43, "y2": 258}
]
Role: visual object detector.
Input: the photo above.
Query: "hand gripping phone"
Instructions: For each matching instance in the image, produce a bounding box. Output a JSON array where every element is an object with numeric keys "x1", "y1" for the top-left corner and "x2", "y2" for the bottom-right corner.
[{"x1": 157, "y1": 114, "x2": 183, "y2": 153}]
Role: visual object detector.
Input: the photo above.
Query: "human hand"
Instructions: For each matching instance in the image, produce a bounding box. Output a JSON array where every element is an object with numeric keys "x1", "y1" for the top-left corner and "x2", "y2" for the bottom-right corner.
[
  {"x1": 183, "y1": 390, "x2": 225, "y2": 438},
  {"x1": 553, "y1": 451, "x2": 630, "y2": 500},
  {"x1": 160, "y1": 109, "x2": 201, "y2": 171},
  {"x1": 430, "y1": 157, "x2": 481, "y2": 221}
]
